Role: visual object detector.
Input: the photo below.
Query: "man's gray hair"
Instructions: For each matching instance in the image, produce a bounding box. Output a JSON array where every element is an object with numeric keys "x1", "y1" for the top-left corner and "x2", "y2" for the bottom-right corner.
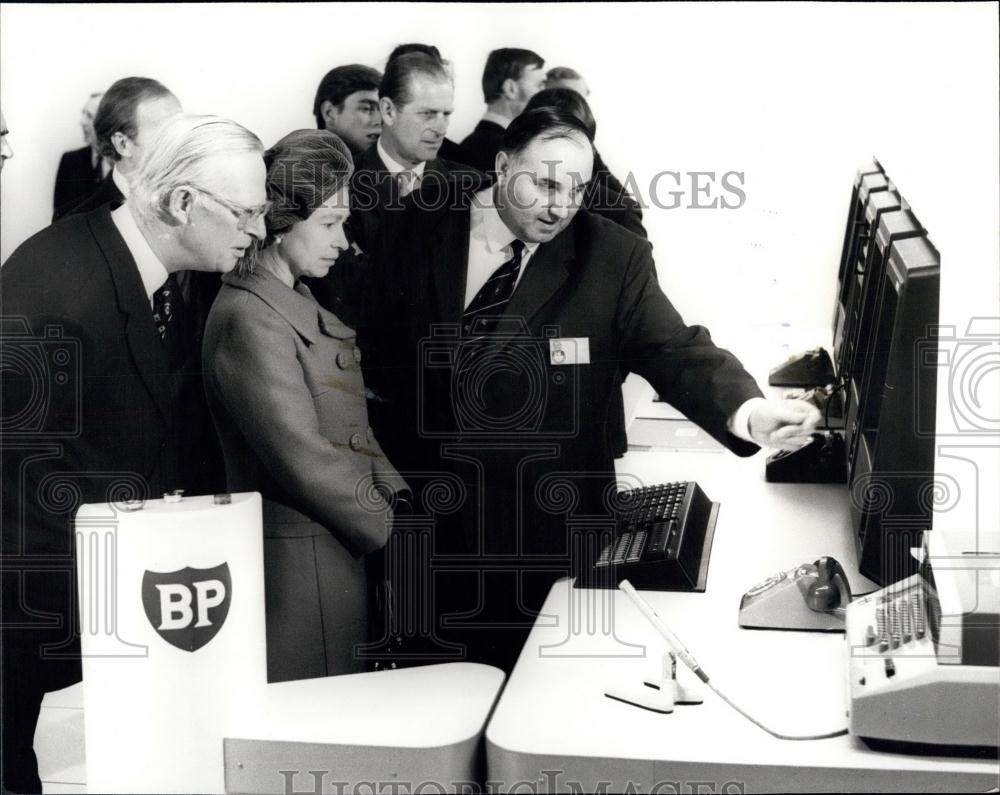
[{"x1": 129, "y1": 114, "x2": 263, "y2": 222}]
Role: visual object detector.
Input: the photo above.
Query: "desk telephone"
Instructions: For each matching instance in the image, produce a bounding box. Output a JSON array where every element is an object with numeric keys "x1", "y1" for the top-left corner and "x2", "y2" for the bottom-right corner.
[
  {"x1": 739, "y1": 556, "x2": 852, "y2": 631},
  {"x1": 575, "y1": 481, "x2": 719, "y2": 592}
]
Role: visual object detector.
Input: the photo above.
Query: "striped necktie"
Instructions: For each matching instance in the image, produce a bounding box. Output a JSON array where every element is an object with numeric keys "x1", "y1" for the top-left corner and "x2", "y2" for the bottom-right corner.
[{"x1": 462, "y1": 240, "x2": 526, "y2": 336}]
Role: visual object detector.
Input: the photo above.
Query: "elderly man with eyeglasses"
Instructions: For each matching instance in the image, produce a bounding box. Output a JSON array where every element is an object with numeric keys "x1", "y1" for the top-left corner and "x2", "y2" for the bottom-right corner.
[{"x1": 0, "y1": 113, "x2": 267, "y2": 795}]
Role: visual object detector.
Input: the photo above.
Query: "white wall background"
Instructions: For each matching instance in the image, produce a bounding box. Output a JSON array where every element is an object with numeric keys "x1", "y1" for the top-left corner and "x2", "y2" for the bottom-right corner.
[{"x1": 2, "y1": 2, "x2": 998, "y2": 531}]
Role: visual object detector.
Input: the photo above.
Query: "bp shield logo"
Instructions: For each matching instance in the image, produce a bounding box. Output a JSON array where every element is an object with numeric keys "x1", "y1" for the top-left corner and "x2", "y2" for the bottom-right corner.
[{"x1": 141, "y1": 563, "x2": 232, "y2": 651}]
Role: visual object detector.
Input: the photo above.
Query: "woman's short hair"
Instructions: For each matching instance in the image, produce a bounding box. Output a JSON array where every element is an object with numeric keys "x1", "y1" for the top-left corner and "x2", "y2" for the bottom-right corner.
[
  {"x1": 129, "y1": 114, "x2": 263, "y2": 223},
  {"x1": 524, "y1": 87, "x2": 597, "y2": 140},
  {"x1": 236, "y1": 129, "x2": 354, "y2": 276},
  {"x1": 263, "y1": 129, "x2": 353, "y2": 233}
]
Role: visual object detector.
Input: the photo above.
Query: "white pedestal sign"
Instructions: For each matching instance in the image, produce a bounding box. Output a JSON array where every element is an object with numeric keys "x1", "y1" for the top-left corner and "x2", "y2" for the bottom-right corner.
[{"x1": 75, "y1": 491, "x2": 266, "y2": 793}]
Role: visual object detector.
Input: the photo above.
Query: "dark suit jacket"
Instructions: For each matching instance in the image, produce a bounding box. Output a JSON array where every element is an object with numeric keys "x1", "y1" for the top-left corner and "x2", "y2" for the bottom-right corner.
[
  {"x1": 588, "y1": 151, "x2": 647, "y2": 240},
  {"x1": 459, "y1": 118, "x2": 506, "y2": 174},
  {"x1": 62, "y1": 173, "x2": 124, "y2": 218},
  {"x1": 1, "y1": 207, "x2": 225, "y2": 682},
  {"x1": 53, "y1": 146, "x2": 103, "y2": 221},
  {"x1": 304, "y1": 144, "x2": 486, "y2": 321},
  {"x1": 334, "y1": 185, "x2": 763, "y2": 562},
  {"x1": 437, "y1": 137, "x2": 476, "y2": 167}
]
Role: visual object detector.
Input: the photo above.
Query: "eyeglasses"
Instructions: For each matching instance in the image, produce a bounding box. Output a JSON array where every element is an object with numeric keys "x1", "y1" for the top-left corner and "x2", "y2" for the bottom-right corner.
[{"x1": 189, "y1": 185, "x2": 272, "y2": 231}]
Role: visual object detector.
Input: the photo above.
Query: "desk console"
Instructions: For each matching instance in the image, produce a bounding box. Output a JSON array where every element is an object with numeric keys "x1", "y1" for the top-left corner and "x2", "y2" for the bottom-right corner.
[{"x1": 846, "y1": 530, "x2": 999, "y2": 753}]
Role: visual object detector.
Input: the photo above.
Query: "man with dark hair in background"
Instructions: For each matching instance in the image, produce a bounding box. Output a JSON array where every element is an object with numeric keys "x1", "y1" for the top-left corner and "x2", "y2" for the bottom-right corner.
[
  {"x1": 52, "y1": 91, "x2": 108, "y2": 221},
  {"x1": 305, "y1": 52, "x2": 483, "y2": 320},
  {"x1": 313, "y1": 64, "x2": 383, "y2": 161},
  {"x1": 460, "y1": 47, "x2": 546, "y2": 173},
  {"x1": 64, "y1": 76, "x2": 181, "y2": 217}
]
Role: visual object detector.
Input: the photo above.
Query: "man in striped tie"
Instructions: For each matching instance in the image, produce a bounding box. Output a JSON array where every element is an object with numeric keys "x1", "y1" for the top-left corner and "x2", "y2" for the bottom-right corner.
[{"x1": 343, "y1": 106, "x2": 820, "y2": 672}]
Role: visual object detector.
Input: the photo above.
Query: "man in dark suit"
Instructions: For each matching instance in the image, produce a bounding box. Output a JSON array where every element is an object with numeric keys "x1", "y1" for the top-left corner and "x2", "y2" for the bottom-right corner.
[
  {"x1": 460, "y1": 48, "x2": 546, "y2": 174},
  {"x1": 306, "y1": 52, "x2": 482, "y2": 317},
  {"x1": 0, "y1": 114, "x2": 267, "y2": 793},
  {"x1": 338, "y1": 108, "x2": 820, "y2": 672},
  {"x1": 63, "y1": 77, "x2": 182, "y2": 218},
  {"x1": 52, "y1": 92, "x2": 107, "y2": 221}
]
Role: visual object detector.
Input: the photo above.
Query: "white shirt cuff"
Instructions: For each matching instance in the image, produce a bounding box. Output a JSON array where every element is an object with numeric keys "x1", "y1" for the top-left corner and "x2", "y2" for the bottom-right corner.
[{"x1": 728, "y1": 397, "x2": 767, "y2": 443}]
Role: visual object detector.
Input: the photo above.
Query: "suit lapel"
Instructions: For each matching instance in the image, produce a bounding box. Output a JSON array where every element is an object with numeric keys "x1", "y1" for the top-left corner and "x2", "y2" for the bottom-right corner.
[
  {"x1": 503, "y1": 225, "x2": 575, "y2": 332},
  {"x1": 88, "y1": 208, "x2": 173, "y2": 424},
  {"x1": 429, "y1": 207, "x2": 472, "y2": 323}
]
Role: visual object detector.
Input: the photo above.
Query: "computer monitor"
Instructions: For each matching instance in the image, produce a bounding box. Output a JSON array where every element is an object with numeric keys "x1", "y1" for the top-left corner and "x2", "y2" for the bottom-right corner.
[
  {"x1": 847, "y1": 235, "x2": 940, "y2": 585},
  {"x1": 844, "y1": 207, "x2": 926, "y2": 465},
  {"x1": 836, "y1": 188, "x2": 903, "y2": 380},
  {"x1": 832, "y1": 165, "x2": 890, "y2": 361}
]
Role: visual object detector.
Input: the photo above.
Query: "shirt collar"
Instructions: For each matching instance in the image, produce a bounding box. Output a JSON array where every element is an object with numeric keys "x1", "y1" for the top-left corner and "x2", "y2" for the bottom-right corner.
[
  {"x1": 470, "y1": 187, "x2": 538, "y2": 258},
  {"x1": 482, "y1": 111, "x2": 511, "y2": 129},
  {"x1": 111, "y1": 166, "x2": 131, "y2": 198},
  {"x1": 110, "y1": 203, "x2": 170, "y2": 304},
  {"x1": 376, "y1": 137, "x2": 427, "y2": 178}
]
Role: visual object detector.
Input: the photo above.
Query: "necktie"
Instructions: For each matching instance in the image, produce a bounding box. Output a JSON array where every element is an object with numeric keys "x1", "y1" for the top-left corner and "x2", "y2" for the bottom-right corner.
[
  {"x1": 151, "y1": 274, "x2": 190, "y2": 369},
  {"x1": 462, "y1": 240, "x2": 526, "y2": 337},
  {"x1": 397, "y1": 170, "x2": 419, "y2": 197}
]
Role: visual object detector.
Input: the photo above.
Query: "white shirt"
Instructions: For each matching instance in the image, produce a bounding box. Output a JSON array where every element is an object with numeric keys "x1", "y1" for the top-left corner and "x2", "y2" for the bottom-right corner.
[
  {"x1": 464, "y1": 187, "x2": 761, "y2": 443},
  {"x1": 482, "y1": 111, "x2": 511, "y2": 129},
  {"x1": 376, "y1": 138, "x2": 425, "y2": 195},
  {"x1": 110, "y1": 203, "x2": 169, "y2": 307},
  {"x1": 465, "y1": 188, "x2": 538, "y2": 308},
  {"x1": 111, "y1": 166, "x2": 130, "y2": 199}
]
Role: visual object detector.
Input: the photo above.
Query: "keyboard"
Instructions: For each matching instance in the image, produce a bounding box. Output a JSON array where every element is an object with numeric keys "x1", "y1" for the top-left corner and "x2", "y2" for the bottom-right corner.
[{"x1": 575, "y1": 481, "x2": 719, "y2": 591}]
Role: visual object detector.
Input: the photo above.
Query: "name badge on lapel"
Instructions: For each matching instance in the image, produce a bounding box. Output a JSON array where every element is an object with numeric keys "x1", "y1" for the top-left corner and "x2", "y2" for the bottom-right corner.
[{"x1": 549, "y1": 337, "x2": 590, "y2": 365}]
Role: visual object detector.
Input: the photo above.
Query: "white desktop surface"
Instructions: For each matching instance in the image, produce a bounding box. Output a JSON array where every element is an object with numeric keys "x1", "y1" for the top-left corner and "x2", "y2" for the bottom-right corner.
[
  {"x1": 230, "y1": 662, "x2": 504, "y2": 747},
  {"x1": 485, "y1": 418, "x2": 999, "y2": 792}
]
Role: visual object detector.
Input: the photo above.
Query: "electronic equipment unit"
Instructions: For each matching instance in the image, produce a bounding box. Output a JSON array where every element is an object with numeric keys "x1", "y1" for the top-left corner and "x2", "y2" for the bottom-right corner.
[
  {"x1": 846, "y1": 530, "x2": 999, "y2": 753},
  {"x1": 847, "y1": 234, "x2": 939, "y2": 585},
  {"x1": 575, "y1": 481, "x2": 718, "y2": 591}
]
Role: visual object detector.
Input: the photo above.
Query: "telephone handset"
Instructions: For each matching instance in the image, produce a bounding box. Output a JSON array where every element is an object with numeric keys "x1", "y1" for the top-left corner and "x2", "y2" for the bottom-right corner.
[{"x1": 738, "y1": 556, "x2": 852, "y2": 632}]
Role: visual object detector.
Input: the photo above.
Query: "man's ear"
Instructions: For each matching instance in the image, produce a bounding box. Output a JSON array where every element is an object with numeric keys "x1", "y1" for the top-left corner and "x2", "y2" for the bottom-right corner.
[
  {"x1": 320, "y1": 100, "x2": 338, "y2": 129},
  {"x1": 379, "y1": 97, "x2": 395, "y2": 126},
  {"x1": 110, "y1": 131, "x2": 131, "y2": 160},
  {"x1": 495, "y1": 150, "x2": 511, "y2": 181},
  {"x1": 501, "y1": 77, "x2": 519, "y2": 101},
  {"x1": 165, "y1": 185, "x2": 196, "y2": 224}
]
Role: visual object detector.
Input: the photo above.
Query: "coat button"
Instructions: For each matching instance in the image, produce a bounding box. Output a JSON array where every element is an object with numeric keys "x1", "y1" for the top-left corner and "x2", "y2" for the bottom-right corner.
[
  {"x1": 349, "y1": 433, "x2": 364, "y2": 451},
  {"x1": 353, "y1": 346, "x2": 362, "y2": 363},
  {"x1": 336, "y1": 351, "x2": 351, "y2": 369}
]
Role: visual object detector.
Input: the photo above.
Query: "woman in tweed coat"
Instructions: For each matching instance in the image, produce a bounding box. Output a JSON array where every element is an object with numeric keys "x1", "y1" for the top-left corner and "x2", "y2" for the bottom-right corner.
[{"x1": 203, "y1": 130, "x2": 408, "y2": 682}]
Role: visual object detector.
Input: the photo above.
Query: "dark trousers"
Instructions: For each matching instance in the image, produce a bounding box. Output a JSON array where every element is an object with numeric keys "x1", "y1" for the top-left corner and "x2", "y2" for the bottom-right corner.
[
  {"x1": 1, "y1": 633, "x2": 80, "y2": 795},
  {"x1": 364, "y1": 527, "x2": 562, "y2": 674},
  {"x1": 2, "y1": 568, "x2": 82, "y2": 795}
]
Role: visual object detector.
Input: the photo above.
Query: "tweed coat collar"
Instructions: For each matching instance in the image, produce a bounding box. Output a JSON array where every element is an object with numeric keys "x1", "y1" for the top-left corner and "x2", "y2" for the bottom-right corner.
[{"x1": 221, "y1": 267, "x2": 354, "y2": 342}]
